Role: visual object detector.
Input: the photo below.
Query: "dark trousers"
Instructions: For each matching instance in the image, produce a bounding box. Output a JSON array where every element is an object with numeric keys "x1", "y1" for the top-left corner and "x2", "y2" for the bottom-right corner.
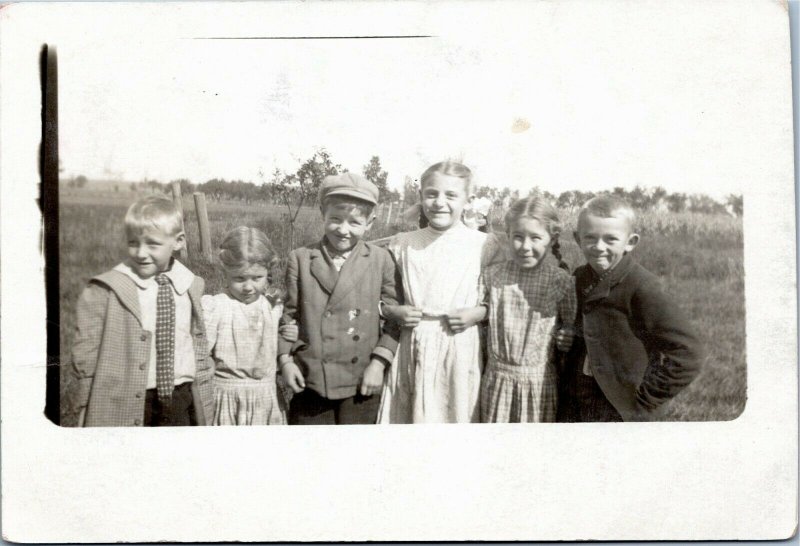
[
  {"x1": 288, "y1": 389, "x2": 380, "y2": 425},
  {"x1": 558, "y1": 369, "x2": 623, "y2": 422},
  {"x1": 144, "y1": 382, "x2": 197, "y2": 426}
]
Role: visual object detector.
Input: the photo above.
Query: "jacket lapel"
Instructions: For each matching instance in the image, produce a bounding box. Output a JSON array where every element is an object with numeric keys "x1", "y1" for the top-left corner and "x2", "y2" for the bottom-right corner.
[
  {"x1": 583, "y1": 254, "x2": 634, "y2": 305},
  {"x1": 309, "y1": 242, "x2": 338, "y2": 296},
  {"x1": 93, "y1": 270, "x2": 143, "y2": 325},
  {"x1": 328, "y1": 241, "x2": 371, "y2": 309}
]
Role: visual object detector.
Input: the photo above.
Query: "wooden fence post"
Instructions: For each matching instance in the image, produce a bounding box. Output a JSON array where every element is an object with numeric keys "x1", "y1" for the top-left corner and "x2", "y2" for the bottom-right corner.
[
  {"x1": 193, "y1": 192, "x2": 213, "y2": 261},
  {"x1": 171, "y1": 181, "x2": 189, "y2": 262},
  {"x1": 386, "y1": 201, "x2": 394, "y2": 225}
]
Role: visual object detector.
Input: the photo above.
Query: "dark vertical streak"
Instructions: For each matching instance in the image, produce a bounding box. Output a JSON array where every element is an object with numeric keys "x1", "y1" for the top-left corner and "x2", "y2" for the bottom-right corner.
[{"x1": 41, "y1": 45, "x2": 60, "y2": 425}]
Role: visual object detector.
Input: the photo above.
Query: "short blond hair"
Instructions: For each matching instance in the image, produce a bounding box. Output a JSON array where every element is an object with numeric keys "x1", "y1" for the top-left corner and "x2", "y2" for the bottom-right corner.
[
  {"x1": 577, "y1": 195, "x2": 636, "y2": 233},
  {"x1": 124, "y1": 195, "x2": 183, "y2": 236}
]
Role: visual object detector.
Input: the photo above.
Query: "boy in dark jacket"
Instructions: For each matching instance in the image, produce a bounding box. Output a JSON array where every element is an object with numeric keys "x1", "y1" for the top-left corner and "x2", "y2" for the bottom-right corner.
[{"x1": 558, "y1": 196, "x2": 703, "y2": 422}]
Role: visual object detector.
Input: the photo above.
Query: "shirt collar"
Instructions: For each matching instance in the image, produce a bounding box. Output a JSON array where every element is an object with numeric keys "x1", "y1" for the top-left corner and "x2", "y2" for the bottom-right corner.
[
  {"x1": 322, "y1": 239, "x2": 355, "y2": 260},
  {"x1": 114, "y1": 259, "x2": 194, "y2": 294}
]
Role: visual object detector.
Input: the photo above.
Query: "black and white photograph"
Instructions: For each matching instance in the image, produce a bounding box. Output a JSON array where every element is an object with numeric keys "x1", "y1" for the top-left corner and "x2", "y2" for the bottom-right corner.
[{"x1": 1, "y1": 0, "x2": 796, "y2": 541}]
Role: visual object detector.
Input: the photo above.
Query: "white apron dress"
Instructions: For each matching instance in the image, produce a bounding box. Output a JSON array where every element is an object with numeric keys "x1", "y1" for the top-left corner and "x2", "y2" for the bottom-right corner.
[{"x1": 378, "y1": 224, "x2": 503, "y2": 423}]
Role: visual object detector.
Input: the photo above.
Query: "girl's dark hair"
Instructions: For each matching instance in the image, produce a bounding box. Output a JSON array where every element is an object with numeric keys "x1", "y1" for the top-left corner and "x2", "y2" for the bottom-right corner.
[
  {"x1": 218, "y1": 226, "x2": 278, "y2": 272},
  {"x1": 504, "y1": 196, "x2": 570, "y2": 272}
]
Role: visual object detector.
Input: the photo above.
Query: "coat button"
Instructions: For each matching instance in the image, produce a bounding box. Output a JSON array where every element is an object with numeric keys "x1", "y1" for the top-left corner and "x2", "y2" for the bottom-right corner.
[
  {"x1": 139, "y1": 363, "x2": 146, "y2": 370},
  {"x1": 135, "y1": 391, "x2": 143, "y2": 398},
  {"x1": 324, "y1": 310, "x2": 332, "y2": 318},
  {"x1": 353, "y1": 335, "x2": 360, "y2": 341},
  {"x1": 140, "y1": 334, "x2": 147, "y2": 341},
  {"x1": 134, "y1": 419, "x2": 142, "y2": 426},
  {"x1": 351, "y1": 357, "x2": 359, "y2": 363},
  {"x1": 321, "y1": 359, "x2": 327, "y2": 365}
]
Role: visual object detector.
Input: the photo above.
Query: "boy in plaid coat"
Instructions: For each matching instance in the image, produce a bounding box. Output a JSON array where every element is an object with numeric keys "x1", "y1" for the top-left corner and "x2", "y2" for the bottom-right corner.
[
  {"x1": 278, "y1": 173, "x2": 401, "y2": 424},
  {"x1": 66, "y1": 196, "x2": 213, "y2": 427}
]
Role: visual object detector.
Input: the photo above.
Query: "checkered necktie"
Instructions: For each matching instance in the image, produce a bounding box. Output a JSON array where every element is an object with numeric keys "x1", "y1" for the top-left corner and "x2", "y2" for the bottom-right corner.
[{"x1": 155, "y1": 274, "x2": 175, "y2": 402}]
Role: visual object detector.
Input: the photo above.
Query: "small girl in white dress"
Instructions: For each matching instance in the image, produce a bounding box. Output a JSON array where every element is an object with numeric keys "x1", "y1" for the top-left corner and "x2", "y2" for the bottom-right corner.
[
  {"x1": 378, "y1": 161, "x2": 504, "y2": 423},
  {"x1": 202, "y1": 227, "x2": 297, "y2": 425}
]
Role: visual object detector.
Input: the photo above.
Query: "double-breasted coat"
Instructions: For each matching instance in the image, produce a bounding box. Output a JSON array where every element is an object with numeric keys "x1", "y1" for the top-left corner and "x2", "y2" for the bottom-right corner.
[
  {"x1": 68, "y1": 268, "x2": 214, "y2": 426},
  {"x1": 278, "y1": 240, "x2": 400, "y2": 400}
]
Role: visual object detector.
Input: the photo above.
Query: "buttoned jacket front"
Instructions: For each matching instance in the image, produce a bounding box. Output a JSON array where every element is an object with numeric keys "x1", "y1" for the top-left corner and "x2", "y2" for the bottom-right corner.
[
  {"x1": 68, "y1": 268, "x2": 213, "y2": 426},
  {"x1": 279, "y1": 239, "x2": 400, "y2": 400}
]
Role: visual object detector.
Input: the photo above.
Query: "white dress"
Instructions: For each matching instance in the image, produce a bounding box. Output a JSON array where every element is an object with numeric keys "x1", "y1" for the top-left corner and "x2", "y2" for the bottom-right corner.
[
  {"x1": 202, "y1": 293, "x2": 286, "y2": 425},
  {"x1": 377, "y1": 224, "x2": 503, "y2": 423}
]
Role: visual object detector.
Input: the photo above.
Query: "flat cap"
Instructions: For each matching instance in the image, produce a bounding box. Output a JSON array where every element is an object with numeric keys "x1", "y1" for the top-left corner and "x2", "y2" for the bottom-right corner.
[{"x1": 319, "y1": 172, "x2": 379, "y2": 206}]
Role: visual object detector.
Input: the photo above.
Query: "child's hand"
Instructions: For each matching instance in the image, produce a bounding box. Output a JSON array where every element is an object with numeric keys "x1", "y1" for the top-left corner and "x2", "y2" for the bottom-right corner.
[
  {"x1": 384, "y1": 304, "x2": 423, "y2": 328},
  {"x1": 446, "y1": 306, "x2": 487, "y2": 334},
  {"x1": 359, "y1": 358, "x2": 387, "y2": 397},
  {"x1": 555, "y1": 327, "x2": 574, "y2": 352},
  {"x1": 278, "y1": 323, "x2": 299, "y2": 343},
  {"x1": 280, "y1": 359, "x2": 306, "y2": 393}
]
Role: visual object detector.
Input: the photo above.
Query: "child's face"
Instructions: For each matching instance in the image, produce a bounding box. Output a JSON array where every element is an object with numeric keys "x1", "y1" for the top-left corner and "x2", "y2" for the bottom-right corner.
[
  {"x1": 126, "y1": 227, "x2": 185, "y2": 279},
  {"x1": 322, "y1": 203, "x2": 373, "y2": 253},
  {"x1": 509, "y1": 217, "x2": 552, "y2": 269},
  {"x1": 419, "y1": 173, "x2": 470, "y2": 231},
  {"x1": 226, "y1": 263, "x2": 269, "y2": 304},
  {"x1": 574, "y1": 213, "x2": 639, "y2": 274}
]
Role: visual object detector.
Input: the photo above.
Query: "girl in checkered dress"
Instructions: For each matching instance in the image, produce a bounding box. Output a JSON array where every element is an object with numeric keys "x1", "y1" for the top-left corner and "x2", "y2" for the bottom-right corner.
[
  {"x1": 202, "y1": 227, "x2": 297, "y2": 425},
  {"x1": 479, "y1": 197, "x2": 577, "y2": 423}
]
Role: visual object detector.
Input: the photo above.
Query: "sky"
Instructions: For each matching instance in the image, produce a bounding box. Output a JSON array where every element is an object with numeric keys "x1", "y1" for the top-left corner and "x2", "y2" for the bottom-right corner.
[{"x1": 55, "y1": 3, "x2": 781, "y2": 200}]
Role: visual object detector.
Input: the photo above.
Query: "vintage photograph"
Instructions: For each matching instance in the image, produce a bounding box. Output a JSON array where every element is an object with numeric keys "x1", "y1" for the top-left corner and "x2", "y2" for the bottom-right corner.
[
  {"x1": 55, "y1": 17, "x2": 744, "y2": 428},
  {"x1": 2, "y1": 1, "x2": 795, "y2": 542}
]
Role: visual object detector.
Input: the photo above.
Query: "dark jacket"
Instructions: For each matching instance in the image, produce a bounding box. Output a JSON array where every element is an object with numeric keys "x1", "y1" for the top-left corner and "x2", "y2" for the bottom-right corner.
[
  {"x1": 569, "y1": 254, "x2": 704, "y2": 421},
  {"x1": 279, "y1": 239, "x2": 401, "y2": 400}
]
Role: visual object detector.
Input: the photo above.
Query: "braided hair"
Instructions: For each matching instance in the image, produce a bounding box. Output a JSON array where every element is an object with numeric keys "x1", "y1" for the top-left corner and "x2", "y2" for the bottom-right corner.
[{"x1": 504, "y1": 196, "x2": 570, "y2": 272}]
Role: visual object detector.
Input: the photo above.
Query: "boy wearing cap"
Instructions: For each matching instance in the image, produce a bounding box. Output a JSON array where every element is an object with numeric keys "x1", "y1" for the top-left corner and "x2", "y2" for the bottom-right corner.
[{"x1": 278, "y1": 173, "x2": 401, "y2": 424}]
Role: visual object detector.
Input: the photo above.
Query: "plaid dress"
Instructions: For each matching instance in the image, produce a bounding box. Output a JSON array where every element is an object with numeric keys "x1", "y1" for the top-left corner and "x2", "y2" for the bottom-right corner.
[
  {"x1": 480, "y1": 261, "x2": 577, "y2": 423},
  {"x1": 202, "y1": 293, "x2": 286, "y2": 425}
]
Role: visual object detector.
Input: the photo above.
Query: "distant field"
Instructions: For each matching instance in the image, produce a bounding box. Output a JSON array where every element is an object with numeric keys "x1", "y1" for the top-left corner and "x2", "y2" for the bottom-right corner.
[{"x1": 58, "y1": 189, "x2": 745, "y2": 424}]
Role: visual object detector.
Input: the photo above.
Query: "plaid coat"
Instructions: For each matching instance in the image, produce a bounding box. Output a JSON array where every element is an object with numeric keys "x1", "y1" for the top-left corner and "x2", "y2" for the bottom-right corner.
[
  {"x1": 67, "y1": 268, "x2": 213, "y2": 426},
  {"x1": 279, "y1": 239, "x2": 401, "y2": 400}
]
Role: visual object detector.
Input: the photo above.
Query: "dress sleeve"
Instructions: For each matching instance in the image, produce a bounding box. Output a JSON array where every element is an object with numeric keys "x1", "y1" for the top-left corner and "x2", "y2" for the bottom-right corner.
[
  {"x1": 201, "y1": 294, "x2": 220, "y2": 353},
  {"x1": 67, "y1": 282, "x2": 109, "y2": 425},
  {"x1": 557, "y1": 271, "x2": 578, "y2": 329}
]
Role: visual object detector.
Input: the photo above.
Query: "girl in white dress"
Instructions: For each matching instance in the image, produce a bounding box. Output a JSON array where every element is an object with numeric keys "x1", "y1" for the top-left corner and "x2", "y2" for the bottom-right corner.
[
  {"x1": 202, "y1": 227, "x2": 297, "y2": 425},
  {"x1": 378, "y1": 162, "x2": 503, "y2": 423}
]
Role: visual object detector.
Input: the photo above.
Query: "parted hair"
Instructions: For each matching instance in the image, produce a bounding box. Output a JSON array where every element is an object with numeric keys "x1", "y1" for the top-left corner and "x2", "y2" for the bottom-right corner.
[
  {"x1": 124, "y1": 195, "x2": 184, "y2": 236},
  {"x1": 217, "y1": 226, "x2": 278, "y2": 272},
  {"x1": 417, "y1": 161, "x2": 474, "y2": 228},
  {"x1": 504, "y1": 196, "x2": 569, "y2": 272}
]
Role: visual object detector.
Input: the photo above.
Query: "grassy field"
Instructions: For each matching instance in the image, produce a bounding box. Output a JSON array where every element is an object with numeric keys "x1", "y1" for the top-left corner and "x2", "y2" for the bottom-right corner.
[{"x1": 58, "y1": 189, "x2": 745, "y2": 424}]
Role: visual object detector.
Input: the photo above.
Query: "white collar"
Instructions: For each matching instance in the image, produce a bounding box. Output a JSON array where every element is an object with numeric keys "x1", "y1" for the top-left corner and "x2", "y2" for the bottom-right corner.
[{"x1": 114, "y1": 259, "x2": 194, "y2": 295}]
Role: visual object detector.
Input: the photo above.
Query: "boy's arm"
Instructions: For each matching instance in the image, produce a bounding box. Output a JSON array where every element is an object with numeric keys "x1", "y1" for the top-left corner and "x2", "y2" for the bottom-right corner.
[
  {"x1": 68, "y1": 282, "x2": 108, "y2": 425},
  {"x1": 372, "y1": 250, "x2": 402, "y2": 364},
  {"x1": 631, "y1": 278, "x2": 705, "y2": 412},
  {"x1": 278, "y1": 250, "x2": 303, "y2": 357}
]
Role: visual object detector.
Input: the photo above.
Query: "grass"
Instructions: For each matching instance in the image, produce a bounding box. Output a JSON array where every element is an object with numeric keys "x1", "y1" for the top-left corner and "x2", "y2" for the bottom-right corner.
[{"x1": 58, "y1": 190, "x2": 745, "y2": 424}]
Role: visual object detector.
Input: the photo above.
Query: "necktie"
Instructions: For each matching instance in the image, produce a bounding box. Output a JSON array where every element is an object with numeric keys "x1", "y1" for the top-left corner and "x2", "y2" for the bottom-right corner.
[{"x1": 155, "y1": 274, "x2": 175, "y2": 402}]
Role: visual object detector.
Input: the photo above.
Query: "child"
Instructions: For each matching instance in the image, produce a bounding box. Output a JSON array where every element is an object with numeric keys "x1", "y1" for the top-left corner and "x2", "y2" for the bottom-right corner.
[
  {"x1": 559, "y1": 195, "x2": 704, "y2": 422},
  {"x1": 278, "y1": 173, "x2": 401, "y2": 425},
  {"x1": 378, "y1": 161, "x2": 505, "y2": 424},
  {"x1": 479, "y1": 197, "x2": 577, "y2": 423},
  {"x1": 202, "y1": 227, "x2": 298, "y2": 425},
  {"x1": 67, "y1": 195, "x2": 213, "y2": 427}
]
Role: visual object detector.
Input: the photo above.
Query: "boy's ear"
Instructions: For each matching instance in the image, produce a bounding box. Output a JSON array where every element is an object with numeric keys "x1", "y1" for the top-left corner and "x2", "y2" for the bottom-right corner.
[
  {"x1": 625, "y1": 232, "x2": 640, "y2": 252},
  {"x1": 174, "y1": 231, "x2": 186, "y2": 251},
  {"x1": 365, "y1": 214, "x2": 375, "y2": 230}
]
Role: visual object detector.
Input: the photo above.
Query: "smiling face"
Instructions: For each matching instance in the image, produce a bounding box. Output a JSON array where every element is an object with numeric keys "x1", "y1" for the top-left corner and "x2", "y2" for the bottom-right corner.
[
  {"x1": 225, "y1": 263, "x2": 269, "y2": 304},
  {"x1": 575, "y1": 212, "x2": 639, "y2": 274},
  {"x1": 321, "y1": 201, "x2": 373, "y2": 252},
  {"x1": 509, "y1": 217, "x2": 552, "y2": 269},
  {"x1": 126, "y1": 227, "x2": 185, "y2": 279},
  {"x1": 419, "y1": 173, "x2": 470, "y2": 231}
]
